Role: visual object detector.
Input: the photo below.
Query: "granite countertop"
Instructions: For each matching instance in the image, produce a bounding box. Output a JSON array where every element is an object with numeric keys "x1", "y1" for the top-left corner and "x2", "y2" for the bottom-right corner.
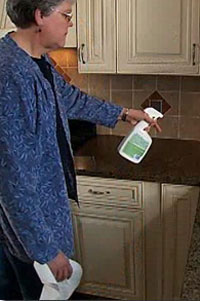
[{"x1": 74, "y1": 135, "x2": 200, "y2": 186}]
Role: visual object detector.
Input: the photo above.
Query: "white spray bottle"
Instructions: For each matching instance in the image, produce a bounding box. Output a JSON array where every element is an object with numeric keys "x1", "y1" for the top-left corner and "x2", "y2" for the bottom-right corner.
[{"x1": 118, "y1": 107, "x2": 163, "y2": 164}]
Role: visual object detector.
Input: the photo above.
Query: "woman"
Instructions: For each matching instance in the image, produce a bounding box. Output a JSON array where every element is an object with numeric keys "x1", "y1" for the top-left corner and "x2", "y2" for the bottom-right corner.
[{"x1": 0, "y1": 0, "x2": 161, "y2": 299}]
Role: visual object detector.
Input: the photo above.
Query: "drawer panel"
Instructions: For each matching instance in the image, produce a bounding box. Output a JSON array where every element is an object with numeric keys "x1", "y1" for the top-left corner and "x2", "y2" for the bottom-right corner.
[{"x1": 77, "y1": 176, "x2": 143, "y2": 209}]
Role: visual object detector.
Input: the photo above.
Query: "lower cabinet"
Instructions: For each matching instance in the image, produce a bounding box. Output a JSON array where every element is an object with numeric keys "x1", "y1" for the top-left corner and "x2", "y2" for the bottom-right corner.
[
  {"x1": 70, "y1": 176, "x2": 199, "y2": 300},
  {"x1": 161, "y1": 184, "x2": 199, "y2": 300}
]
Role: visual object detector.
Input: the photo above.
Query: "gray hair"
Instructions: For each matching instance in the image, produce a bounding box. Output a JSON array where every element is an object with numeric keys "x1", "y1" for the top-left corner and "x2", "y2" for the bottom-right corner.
[{"x1": 6, "y1": 0, "x2": 75, "y2": 29}]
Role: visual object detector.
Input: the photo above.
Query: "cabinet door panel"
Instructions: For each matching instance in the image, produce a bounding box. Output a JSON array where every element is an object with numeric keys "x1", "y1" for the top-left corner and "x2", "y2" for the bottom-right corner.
[
  {"x1": 77, "y1": 0, "x2": 116, "y2": 73},
  {"x1": 161, "y1": 184, "x2": 199, "y2": 300},
  {"x1": 117, "y1": 0, "x2": 200, "y2": 74},
  {"x1": 71, "y1": 203, "x2": 145, "y2": 300}
]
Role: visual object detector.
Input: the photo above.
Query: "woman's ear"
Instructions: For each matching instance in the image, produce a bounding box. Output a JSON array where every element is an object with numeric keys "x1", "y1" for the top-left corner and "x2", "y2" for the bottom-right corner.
[{"x1": 34, "y1": 8, "x2": 44, "y2": 27}]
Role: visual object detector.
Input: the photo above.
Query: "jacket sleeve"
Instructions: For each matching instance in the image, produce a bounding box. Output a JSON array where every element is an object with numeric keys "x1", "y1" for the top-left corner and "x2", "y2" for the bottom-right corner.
[
  {"x1": 0, "y1": 78, "x2": 58, "y2": 264},
  {"x1": 53, "y1": 70, "x2": 123, "y2": 128}
]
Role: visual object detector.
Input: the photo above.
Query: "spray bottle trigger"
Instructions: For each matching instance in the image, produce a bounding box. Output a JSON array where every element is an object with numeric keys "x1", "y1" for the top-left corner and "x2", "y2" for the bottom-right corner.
[{"x1": 144, "y1": 107, "x2": 163, "y2": 120}]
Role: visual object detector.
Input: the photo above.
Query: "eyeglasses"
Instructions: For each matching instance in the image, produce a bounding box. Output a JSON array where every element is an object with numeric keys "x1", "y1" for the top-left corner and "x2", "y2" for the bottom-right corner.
[{"x1": 55, "y1": 10, "x2": 73, "y2": 22}]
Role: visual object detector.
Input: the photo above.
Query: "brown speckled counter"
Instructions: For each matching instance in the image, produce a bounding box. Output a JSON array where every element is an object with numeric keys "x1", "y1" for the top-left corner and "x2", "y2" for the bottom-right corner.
[
  {"x1": 181, "y1": 200, "x2": 200, "y2": 300},
  {"x1": 75, "y1": 135, "x2": 200, "y2": 186}
]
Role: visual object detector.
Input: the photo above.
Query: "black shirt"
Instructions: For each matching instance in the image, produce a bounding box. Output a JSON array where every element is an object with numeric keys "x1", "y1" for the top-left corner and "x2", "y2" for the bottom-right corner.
[{"x1": 32, "y1": 56, "x2": 78, "y2": 203}]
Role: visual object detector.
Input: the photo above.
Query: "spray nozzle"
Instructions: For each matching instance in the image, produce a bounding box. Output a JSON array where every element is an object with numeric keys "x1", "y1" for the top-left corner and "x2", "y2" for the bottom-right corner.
[{"x1": 144, "y1": 107, "x2": 163, "y2": 120}]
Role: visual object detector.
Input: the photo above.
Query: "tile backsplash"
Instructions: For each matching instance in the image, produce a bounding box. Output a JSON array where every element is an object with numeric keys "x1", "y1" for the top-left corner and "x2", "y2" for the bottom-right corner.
[{"x1": 49, "y1": 49, "x2": 200, "y2": 141}]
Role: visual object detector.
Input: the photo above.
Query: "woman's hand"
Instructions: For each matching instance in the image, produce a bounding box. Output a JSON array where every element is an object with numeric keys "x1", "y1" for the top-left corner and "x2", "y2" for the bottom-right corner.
[
  {"x1": 47, "y1": 252, "x2": 73, "y2": 282},
  {"x1": 119, "y1": 108, "x2": 162, "y2": 133}
]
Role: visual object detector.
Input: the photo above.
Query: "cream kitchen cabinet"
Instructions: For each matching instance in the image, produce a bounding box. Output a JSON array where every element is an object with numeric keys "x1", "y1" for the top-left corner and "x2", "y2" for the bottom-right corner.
[
  {"x1": 77, "y1": 0, "x2": 116, "y2": 73},
  {"x1": 0, "y1": 0, "x2": 77, "y2": 47},
  {"x1": 71, "y1": 176, "x2": 162, "y2": 300},
  {"x1": 70, "y1": 176, "x2": 199, "y2": 300},
  {"x1": 77, "y1": 0, "x2": 200, "y2": 75},
  {"x1": 117, "y1": 0, "x2": 200, "y2": 74},
  {"x1": 161, "y1": 184, "x2": 199, "y2": 301}
]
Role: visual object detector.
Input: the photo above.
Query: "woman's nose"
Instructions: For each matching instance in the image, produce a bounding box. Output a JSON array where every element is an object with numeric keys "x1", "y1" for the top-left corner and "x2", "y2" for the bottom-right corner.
[{"x1": 69, "y1": 20, "x2": 73, "y2": 27}]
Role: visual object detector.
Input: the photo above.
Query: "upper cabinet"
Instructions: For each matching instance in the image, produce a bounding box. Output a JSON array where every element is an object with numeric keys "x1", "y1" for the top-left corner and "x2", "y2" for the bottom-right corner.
[
  {"x1": 118, "y1": 0, "x2": 199, "y2": 74},
  {"x1": 0, "y1": 0, "x2": 77, "y2": 47},
  {"x1": 77, "y1": 0, "x2": 200, "y2": 75},
  {"x1": 77, "y1": 0, "x2": 116, "y2": 73}
]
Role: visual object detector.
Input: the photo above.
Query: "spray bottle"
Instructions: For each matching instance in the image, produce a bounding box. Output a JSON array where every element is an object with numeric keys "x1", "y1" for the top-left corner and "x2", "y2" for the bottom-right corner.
[{"x1": 118, "y1": 107, "x2": 163, "y2": 164}]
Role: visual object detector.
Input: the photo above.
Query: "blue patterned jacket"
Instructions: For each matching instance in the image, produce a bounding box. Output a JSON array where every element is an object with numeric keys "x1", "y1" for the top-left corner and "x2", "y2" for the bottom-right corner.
[{"x1": 0, "y1": 34, "x2": 122, "y2": 263}]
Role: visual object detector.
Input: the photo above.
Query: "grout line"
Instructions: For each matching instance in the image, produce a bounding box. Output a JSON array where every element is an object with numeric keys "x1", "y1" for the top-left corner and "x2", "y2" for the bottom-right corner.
[
  {"x1": 177, "y1": 77, "x2": 182, "y2": 139},
  {"x1": 132, "y1": 75, "x2": 134, "y2": 108},
  {"x1": 109, "y1": 76, "x2": 113, "y2": 135},
  {"x1": 155, "y1": 75, "x2": 158, "y2": 90},
  {"x1": 132, "y1": 89, "x2": 135, "y2": 109},
  {"x1": 87, "y1": 74, "x2": 91, "y2": 94},
  {"x1": 111, "y1": 88, "x2": 186, "y2": 93}
]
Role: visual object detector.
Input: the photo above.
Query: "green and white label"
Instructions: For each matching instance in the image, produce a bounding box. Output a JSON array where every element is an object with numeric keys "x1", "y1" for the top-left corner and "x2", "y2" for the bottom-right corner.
[{"x1": 122, "y1": 133, "x2": 149, "y2": 160}]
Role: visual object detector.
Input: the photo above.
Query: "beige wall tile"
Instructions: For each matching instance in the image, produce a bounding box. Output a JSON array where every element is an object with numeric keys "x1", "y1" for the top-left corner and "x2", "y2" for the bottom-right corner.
[
  {"x1": 111, "y1": 91, "x2": 132, "y2": 108},
  {"x1": 157, "y1": 75, "x2": 180, "y2": 91},
  {"x1": 66, "y1": 49, "x2": 78, "y2": 68},
  {"x1": 90, "y1": 89, "x2": 110, "y2": 101},
  {"x1": 111, "y1": 75, "x2": 132, "y2": 90},
  {"x1": 182, "y1": 76, "x2": 200, "y2": 92},
  {"x1": 64, "y1": 68, "x2": 88, "y2": 92},
  {"x1": 133, "y1": 91, "x2": 153, "y2": 109},
  {"x1": 111, "y1": 121, "x2": 133, "y2": 137},
  {"x1": 158, "y1": 91, "x2": 179, "y2": 115},
  {"x1": 180, "y1": 117, "x2": 200, "y2": 140},
  {"x1": 88, "y1": 74, "x2": 110, "y2": 92},
  {"x1": 156, "y1": 116, "x2": 179, "y2": 139},
  {"x1": 132, "y1": 75, "x2": 156, "y2": 91},
  {"x1": 46, "y1": 49, "x2": 200, "y2": 141},
  {"x1": 49, "y1": 48, "x2": 78, "y2": 68},
  {"x1": 49, "y1": 49, "x2": 69, "y2": 67},
  {"x1": 180, "y1": 92, "x2": 200, "y2": 117}
]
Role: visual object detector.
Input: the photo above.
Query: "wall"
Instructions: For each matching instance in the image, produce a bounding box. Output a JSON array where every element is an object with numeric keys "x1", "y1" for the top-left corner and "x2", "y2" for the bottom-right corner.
[{"x1": 49, "y1": 49, "x2": 200, "y2": 141}]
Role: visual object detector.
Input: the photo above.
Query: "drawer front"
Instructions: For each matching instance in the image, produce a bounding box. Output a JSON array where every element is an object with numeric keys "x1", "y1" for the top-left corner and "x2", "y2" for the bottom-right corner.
[{"x1": 77, "y1": 176, "x2": 143, "y2": 209}]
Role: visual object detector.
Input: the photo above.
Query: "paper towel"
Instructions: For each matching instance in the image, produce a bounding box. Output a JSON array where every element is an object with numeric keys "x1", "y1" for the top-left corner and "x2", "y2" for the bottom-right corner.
[{"x1": 34, "y1": 259, "x2": 83, "y2": 300}]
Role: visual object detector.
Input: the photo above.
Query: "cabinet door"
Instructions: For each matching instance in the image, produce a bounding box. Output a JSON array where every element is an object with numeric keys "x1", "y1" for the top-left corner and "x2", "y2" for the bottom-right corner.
[
  {"x1": 71, "y1": 202, "x2": 145, "y2": 300},
  {"x1": 77, "y1": 0, "x2": 116, "y2": 73},
  {"x1": 77, "y1": 176, "x2": 143, "y2": 209},
  {"x1": 117, "y1": 0, "x2": 200, "y2": 74},
  {"x1": 161, "y1": 184, "x2": 199, "y2": 300},
  {"x1": 0, "y1": 0, "x2": 15, "y2": 39}
]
